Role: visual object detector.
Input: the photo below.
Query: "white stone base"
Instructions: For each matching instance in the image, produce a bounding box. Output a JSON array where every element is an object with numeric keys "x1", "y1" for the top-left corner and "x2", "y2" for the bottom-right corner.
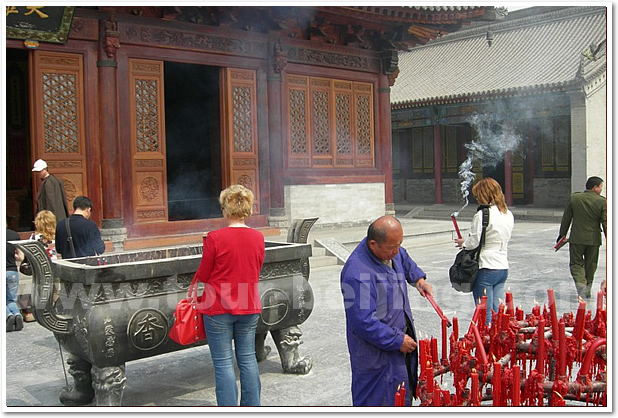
[{"x1": 284, "y1": 183, "x2": 386, "y2": 229}]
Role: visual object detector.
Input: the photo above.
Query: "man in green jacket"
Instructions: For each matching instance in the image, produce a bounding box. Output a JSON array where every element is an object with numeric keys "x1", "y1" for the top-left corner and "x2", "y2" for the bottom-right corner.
[{"x1": 558, "y1": 176, "x2": 607, "y2": 299}]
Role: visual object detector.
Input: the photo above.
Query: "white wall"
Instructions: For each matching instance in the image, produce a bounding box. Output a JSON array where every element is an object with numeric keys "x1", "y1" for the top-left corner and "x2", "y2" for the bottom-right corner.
[
  {"x1": 285, "y1": 183, "x2": 386, "y2": 228},
  {"x1": 585, "y1": 77, "x2": 607, "y2": 193}
]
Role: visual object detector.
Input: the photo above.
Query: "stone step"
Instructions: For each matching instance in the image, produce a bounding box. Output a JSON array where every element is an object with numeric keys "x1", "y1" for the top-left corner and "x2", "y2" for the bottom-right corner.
[
  {"x1": 311, "y1": 246, "x2": 327, "y2": 257},
  {"x1": 309, "y1": 255, "x2": 340, "y2": 269},
  {"x1": 396, "y1": 204, "x2": 564, "y2": 223}
]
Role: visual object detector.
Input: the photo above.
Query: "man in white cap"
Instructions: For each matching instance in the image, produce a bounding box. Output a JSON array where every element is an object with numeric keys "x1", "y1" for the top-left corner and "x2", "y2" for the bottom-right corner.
[{"x1": 32, "y1": 159, "x2": 69, "y2": 222}]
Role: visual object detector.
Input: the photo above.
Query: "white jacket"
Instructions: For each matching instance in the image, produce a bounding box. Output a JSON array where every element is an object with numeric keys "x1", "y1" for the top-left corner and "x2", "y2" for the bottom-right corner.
[{"x1": 463, "y1": 205, "x2": 514, "y2": 270}]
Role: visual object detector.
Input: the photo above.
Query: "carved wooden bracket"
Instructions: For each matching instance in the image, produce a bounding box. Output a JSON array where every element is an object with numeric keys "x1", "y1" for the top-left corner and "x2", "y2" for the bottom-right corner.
[
  {"x1": 103, "y1": 16, "x2": 120, "y2": 59},
  {"x1": 387, "y1": 67, "x2": 400, "y2": 87},
  {"x1": 273, "y1": 40, "x2": 288, "y2": 74},
  {"x1": 381, "y1": 49, "x2": 398, "y2": 76}
]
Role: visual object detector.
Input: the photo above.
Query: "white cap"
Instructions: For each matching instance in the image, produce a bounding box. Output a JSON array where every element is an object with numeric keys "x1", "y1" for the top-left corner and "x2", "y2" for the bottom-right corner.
[{"x1": 32, "y1": 159, "x2": 48, "y2": 172}]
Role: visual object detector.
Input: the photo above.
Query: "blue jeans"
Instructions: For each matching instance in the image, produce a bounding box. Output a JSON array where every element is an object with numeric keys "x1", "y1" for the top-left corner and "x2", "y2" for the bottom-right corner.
[
  {"x1": 472, "y1": 269, "x2": 508, "y2": 325},
  {"x1": 204, "y1": 313, "x2": 261, "y2": 406},
  {"x1": 6, "y1": 271, "x2": 21, "y2": 318}
]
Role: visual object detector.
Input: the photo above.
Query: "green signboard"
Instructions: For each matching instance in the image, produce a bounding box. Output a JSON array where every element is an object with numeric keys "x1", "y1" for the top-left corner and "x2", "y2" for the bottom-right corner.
[{"x1": 6, "y1": 6, "x2": 75, "y2": 44}]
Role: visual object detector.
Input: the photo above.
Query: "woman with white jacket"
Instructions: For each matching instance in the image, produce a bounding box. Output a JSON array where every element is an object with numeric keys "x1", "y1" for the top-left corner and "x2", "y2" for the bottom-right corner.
[{"x1": 455, "y1": 177, "x2": 514, "y2": 324}]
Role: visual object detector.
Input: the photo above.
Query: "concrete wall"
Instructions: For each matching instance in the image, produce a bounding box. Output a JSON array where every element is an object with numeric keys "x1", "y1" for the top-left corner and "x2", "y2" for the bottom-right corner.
[
  {"x1": 393, "y1": 178, "x2": 465, "y2": 205},
  {"x1": 585, "y1": 80, "x2": 607, "y2": 194},
  {"x1": 285, "y1": 183, "x2": 385, "y2": 229},
  {"x1": 533, "y1": 178, "x2": 571, "y2": 207},
  {"x1": 442, "y1": 178, "x2": 465, "y2": 204},
  {"x1": 404, "y1": 179, "x2": 434, "y2": 203}
]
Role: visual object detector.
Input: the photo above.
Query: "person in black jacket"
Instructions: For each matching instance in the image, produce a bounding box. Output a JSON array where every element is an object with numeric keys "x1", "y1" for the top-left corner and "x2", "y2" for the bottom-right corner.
[
  {"x1": 32, "y1": 159, "x2": 70, "y2": 222},
  {"x1": 55, "y1": 196, "x2": 105, "y2": 259}
]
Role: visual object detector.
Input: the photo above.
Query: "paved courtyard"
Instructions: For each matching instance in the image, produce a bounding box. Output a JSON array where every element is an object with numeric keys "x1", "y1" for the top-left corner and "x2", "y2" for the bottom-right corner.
[{"x1": 3, "y1": 217, "x2": 607, "y2": 411}]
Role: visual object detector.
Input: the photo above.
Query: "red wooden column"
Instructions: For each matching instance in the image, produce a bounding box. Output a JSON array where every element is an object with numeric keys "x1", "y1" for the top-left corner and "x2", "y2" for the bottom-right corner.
[
  {"x1": 433, "y1": 124, "x2": 443, "y2": 204},
  {"x1": 267, "y1": 41, "x2": 286, "y2": 222},
  {"x1": 504, "y1": 122, "x2": 513, "y2": 206},
  {"x1": 97, "y1": 17, "x2": 123, "y2": 227},
  {"x1": 378, "y1": 74, "x2": 394, "y2": 214}
]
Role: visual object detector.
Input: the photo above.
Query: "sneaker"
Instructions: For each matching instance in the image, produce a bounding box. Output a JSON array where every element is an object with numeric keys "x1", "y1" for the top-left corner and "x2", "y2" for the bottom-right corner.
[
  {"x1": 14, "y1": 315, "x2": 24, "y2": 331},
  {"x1": 24, "y1": 313, "x2": 36, "y2": 323},
  {"x1": 6, "y1": 315, "x2": 15, "y2": 332}
]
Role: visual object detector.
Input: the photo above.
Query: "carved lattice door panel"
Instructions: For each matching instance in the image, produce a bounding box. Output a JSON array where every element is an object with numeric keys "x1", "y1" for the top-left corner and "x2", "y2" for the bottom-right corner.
[
  {"x1": 129, "y1": 59, "x2": 168, "y2": 223},
  {"x1": 221, "y1": 68, "x2": 260, "y2": 214},
  {"x1": 286, "y1": 74, "x2": 375, "y2": 169},
  {"x1": 30, "y1": 51, "x2": 87, "y2": 210}
]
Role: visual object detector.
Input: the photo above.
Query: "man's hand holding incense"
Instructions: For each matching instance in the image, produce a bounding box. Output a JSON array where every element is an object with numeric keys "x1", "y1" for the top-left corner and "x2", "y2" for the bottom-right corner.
[{"x1": 414, "y1": 278, "x2": 433, "y2": 298}]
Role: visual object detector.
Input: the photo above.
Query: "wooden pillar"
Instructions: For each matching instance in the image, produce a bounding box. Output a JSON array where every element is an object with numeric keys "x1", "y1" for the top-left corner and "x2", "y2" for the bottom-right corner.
[
  {"x1": 97, "y1": 17, "x2": 122, "y2": 227},
  {"x1": 433, "y1": 124, "x2": 443, "y2": 204},
  {"x1": 378, "y1": 74, "x2": 394, "y2": 214},
  {"x1": 267, "y1": 41, "x2": 286, "y2": 224},
  {"x1": 504, "y1": 123, "x2": 513, "y2": 206},
  {"x1": 526, "y1": 124, "x2": 535, "y2": 204}
]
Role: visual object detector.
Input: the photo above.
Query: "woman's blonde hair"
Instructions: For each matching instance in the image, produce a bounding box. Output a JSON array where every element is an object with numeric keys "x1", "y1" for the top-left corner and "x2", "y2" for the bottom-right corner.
[
  {"x1": 34, "y1": 210, "x2": 57, "y2": 241},
  {"x1": 472, "y1": 177, "x2": 508, "y2": 214},
  {"x1": 220, "y1": 185, "x2": 254, "y2": 220}
]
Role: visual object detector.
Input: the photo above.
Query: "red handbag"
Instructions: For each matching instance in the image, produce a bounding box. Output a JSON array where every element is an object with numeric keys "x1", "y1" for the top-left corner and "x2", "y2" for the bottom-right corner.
[{"x1": 169, "y1": 275, "x2": 206, "y2": 345}]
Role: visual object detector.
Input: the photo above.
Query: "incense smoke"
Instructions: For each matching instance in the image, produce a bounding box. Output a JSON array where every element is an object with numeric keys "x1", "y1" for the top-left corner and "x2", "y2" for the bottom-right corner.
[{"x1": 455, "y1": 111, "x2": 523, "y2": 215}]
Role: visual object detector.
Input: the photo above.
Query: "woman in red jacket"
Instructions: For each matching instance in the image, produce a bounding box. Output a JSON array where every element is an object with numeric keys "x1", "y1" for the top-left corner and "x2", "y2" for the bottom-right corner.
[{"x1": 196, "y1": 185, "x2": 265, "y2": 406}]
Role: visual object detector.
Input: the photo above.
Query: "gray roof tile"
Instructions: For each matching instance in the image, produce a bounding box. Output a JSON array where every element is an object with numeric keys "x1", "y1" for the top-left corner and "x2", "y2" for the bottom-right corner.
[{"x1": 391, "y1": 6, "x2": 607, "y2": 107}]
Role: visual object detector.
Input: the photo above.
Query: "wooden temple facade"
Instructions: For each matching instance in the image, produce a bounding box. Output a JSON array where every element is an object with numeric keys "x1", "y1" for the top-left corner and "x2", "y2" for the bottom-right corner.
[{"x1": 6, "y1": 5, "x2": 498, "y2": 248}]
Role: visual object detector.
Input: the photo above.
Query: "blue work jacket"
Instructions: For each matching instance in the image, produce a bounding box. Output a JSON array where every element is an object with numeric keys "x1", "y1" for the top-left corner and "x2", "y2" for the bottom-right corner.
[{"x1": 340, "y1": 238, "x2": 425, "y2": 406}]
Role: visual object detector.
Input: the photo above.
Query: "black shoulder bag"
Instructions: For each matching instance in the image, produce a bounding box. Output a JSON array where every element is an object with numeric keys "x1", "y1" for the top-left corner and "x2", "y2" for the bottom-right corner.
[
  {"x1": 449, "y1": 206, "x2": 489, "y2": 293},
  {"x1": 65, "y1": 217, "x2": 77, "y2": 259}
]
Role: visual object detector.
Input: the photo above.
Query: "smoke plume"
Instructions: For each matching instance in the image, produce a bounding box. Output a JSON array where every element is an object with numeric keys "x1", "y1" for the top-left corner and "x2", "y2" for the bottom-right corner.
[{"x1": 455, "y1": 111, "x2": 523, "y2": 215}]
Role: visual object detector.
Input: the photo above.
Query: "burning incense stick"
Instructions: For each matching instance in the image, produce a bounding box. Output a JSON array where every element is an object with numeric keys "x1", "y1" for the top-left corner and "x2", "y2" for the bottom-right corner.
[
  {"x1": 426, "y1": 293, "x2": 452, "y2": 327},
  {"x1": 451, "y1": 213, "x2": 462, "y2": 239}
]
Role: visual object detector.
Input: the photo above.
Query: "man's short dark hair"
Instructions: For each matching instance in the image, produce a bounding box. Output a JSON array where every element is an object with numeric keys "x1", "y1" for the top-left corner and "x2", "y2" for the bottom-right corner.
[
  {"x1": 73, "y1": 196, "x2": 93, "y2": 211},
  {"x1": 586, "y1": 176, "x2": 604, "y2": 190}
]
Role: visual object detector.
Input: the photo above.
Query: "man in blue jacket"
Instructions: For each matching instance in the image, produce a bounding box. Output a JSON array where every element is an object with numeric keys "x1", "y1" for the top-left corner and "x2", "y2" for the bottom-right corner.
[{"x1": 340, "y1": 215, "x2": 433, "y2": 406}]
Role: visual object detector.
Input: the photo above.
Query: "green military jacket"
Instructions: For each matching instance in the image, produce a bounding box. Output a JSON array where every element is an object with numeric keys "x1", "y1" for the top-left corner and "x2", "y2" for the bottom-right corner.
[{"x1": 559, "y1": 190, "x2": 607, "y2": 246}]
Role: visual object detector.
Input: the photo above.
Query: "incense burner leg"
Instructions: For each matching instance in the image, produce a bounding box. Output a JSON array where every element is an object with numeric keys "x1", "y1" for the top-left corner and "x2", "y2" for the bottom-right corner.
[
  {"x1": 91, "y1": 364, "x2": 127, "y2": 406},
  {"x1": 270, "y1": 326, "x2": 312, "y2": 374},
  {"x1": 58, "y1": 355, "x2": 95, "y2": 406},
  {"x1": 255, "y1": 332, "x2": 272, "y2": 362}
]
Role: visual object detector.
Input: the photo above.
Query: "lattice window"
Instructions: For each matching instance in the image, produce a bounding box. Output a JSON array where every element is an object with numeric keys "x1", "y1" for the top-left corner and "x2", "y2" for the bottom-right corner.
[
  {"x1": 554, "y1": 118, "x2": 570, "y2": 171},
  {"x1": 232, "y1": 86, "x2": 253, "y2": 153},
  {"x1": 287, "y1": 75, "x2": 374, "y2": 168},
  {"x1": 42, "y1": 72, "x2": 79, "y2": 153},
  {"x1": 356, "y1": 94, "x2": 371, "y2": 155},
  {"x1": 289, "y1": 89, "x2": 307, "y2": 154},
  {"x1": 443, "y1": 126, "x2": 459, "y2": 175},
  {"x1": 411, "y1": 126, "x2": 434, "y2": 176},
  {"x1": 135, "y1": 79, "x2": 160, "y2": 153},
  {"x1": 540, "y1": 117, "x2": 570, "y2": 173},
  {"x1": 335, "y1": 92, "x2": 352, "y2": 155},
  {"x1": 312, "y1": 91, "x2": 330, "y2": 155}
]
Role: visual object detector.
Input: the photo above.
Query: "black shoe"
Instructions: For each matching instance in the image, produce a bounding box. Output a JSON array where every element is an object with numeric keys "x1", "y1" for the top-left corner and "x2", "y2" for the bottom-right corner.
[
  {"x1": 14, "y1": 315, "x2": 24, "y2": 331},
  {"x1": 6, "y1": 315, "x2": 15, "y2": 332}
]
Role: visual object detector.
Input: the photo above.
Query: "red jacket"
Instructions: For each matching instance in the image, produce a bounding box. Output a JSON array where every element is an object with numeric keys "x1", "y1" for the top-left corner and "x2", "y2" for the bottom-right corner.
[{"x1": 196, "y1": 227, "x2": 265, "y2": 316}]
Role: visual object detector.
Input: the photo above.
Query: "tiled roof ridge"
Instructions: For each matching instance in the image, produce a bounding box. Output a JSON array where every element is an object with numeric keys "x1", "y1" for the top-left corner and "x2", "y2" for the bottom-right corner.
[
  {"x1": 580, "y1": 39, "x2": 607, "y2": 82},
  {"x1": 417, "y1": 6, "x2": 606, "y2": 47},
  {"x1": 391, "y1": 81, "x2": 582, "y2": 109}
]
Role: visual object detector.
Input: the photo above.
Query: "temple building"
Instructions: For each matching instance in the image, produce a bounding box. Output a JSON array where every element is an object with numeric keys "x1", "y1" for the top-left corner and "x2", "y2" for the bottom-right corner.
[
  {"x1": 6, "y1": 5, "x2": 500, "y2": 249},
  {"x1": 390, "y1": 6, "x2": 607, "y2": 208}
]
